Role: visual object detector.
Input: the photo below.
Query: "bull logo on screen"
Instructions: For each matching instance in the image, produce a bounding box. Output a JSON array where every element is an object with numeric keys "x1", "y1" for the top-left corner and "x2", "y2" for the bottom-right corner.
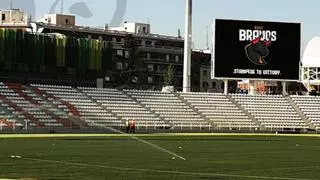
[
  {"x1": 240, "y1": 28, "x2": 277, "y2": 65},
  {"x1": 245, "y1": 36, "x2": 271, "y2": 65}
]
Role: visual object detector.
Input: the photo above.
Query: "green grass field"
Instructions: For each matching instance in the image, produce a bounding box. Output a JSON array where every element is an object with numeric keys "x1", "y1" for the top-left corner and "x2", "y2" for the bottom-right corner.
[{"x1": 1, "y1": 133, "x2": 320, "y2": 180}]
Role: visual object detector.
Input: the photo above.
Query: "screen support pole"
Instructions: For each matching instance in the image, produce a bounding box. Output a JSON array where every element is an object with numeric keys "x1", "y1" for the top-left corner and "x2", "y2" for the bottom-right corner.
[
  {"x1": 282, "y1": 81, "x2": 287, "y2": 96},
  {"x1": 224, "y1": 79, "x2": 228, "y2": 95}
]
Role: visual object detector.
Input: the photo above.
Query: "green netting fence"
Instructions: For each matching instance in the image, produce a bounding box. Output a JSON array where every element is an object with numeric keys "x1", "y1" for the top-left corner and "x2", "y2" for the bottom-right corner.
[{"x1": 0, "y1": 29, "x2": 113, "y2": 74}]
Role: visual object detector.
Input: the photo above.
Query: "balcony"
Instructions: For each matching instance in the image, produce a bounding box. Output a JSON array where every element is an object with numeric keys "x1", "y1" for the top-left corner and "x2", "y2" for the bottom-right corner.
[
  {"x1": 153, "y1": 71, "x2": 183, "y2": 77},
  {"x1": 111, "y1": 41, "x2": 124, "y2": 48},
  {"x1": 140, "y1": 45, "x2": 183, "y2": 54},
  {"x1": 144, "y1": 58, "x2": 183, "y2": 65}
]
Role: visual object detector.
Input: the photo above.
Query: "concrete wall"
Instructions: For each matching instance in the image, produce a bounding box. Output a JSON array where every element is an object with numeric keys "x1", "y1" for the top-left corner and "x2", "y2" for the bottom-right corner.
[
  {"x1": 37, "y1": 14, "x2": 75, "y2": 26},
  {"x1": 56, "y1": 14, "x2": 75, "y2": 26},
  {"x1": 0, "y1": 9, "x2": 28, "y2": 24},
  {"x1": 109, "y1": 22, "x2": 151, "y2": 34}
]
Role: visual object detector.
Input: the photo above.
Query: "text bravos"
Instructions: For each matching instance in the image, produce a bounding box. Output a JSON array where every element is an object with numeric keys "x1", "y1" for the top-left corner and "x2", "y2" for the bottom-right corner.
[{"x1": 239, "y1": 29, "x2": 277, "y2": 41}]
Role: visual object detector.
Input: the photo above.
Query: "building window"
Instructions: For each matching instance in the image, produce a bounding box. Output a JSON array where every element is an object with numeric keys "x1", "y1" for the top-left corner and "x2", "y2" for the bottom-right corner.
[
  {"x1": 203, "y1": 81, "x2": 209, "y2": 89},
  {"x1": 146, "y1": 53, "x2": 151, "y2": 59},
  {"x1": 203, "y1": 70, "x2": 208, "y2": 78},
  {"x1": 1, "y1": 14, "x2": 5, "y2": 21},
  {"x1": 146, "y1": 41, "x2": 152, "y2": 47},
  {"x1": 124, "y1": 51, "x2": 129, "y2": 58},
  {"x1": 175, "y1": 55, "x2": 179, "y2": 63},
  {"x1": 117, "y1": 50, "x2": 123, "y2": 56},
  {"x1": 116, "y1": 62, "x2": 123, "y2": 70},
  {"x1": 212, "y1": 82, "x2": 216, "y2": 89},
  {"x1": 166, "y1": 54, "x2": 170, "y2": 61},
  {"x1": 157, "y1": 66, "x2": 162, "y2": 73},
  {"x1": 151, "y1": 53, "x2": 158, "y2": 59},
  {"x1": 132, "y1": 76, "x2": 138, "y2": 83},
  {"x1": 148, "y1": 77, "x2": 153, "y2": 83},
  {"x1": 124, "y1": 63, "x2": 128, "y2": 69},
  {"x1": 115, "y1": 37, "x2": 122, "y2": 42},
  {"x1": 148, "y1": 64, "x2": 154, "y2": 72},
  {"x1": 65, "y1": 18, "x2": 69, "y2": 24}
]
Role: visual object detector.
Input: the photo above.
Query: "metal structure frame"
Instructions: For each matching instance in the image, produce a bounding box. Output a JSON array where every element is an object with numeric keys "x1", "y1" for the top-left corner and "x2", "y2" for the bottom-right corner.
[{"x1": 301, "y1": 67, "x2": 320, "y2": 91}]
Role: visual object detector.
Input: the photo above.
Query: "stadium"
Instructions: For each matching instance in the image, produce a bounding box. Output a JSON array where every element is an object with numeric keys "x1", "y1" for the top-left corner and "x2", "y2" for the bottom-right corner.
[{"x1": 1, "y1": 0, "x2": 320, "y2": 179}]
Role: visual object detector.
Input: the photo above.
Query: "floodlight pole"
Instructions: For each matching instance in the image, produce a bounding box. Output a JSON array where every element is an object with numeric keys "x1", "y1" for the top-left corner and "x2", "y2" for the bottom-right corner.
[
  {"x1": 183, "y1": 0, "x2": 192, "y2": 92},
  {"x1": 61, "y1": 0, "x2": 64, "y2": 14},
  {"x1": 9, "y1": 0, "x2": 13, "y2": 9}
]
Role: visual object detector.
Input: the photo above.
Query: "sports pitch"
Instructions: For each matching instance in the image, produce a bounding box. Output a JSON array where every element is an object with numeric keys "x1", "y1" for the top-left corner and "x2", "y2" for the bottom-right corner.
[{"x1": 0, "y1": 133, "x2": 320, "y2": 180}]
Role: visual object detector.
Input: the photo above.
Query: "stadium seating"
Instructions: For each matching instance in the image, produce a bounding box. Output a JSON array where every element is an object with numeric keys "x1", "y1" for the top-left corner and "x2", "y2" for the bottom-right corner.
[
  {"x1": 291, "y1": 95, "x2": 320, "y2": 128},
  {"x1": 179, "y1": 92, "x2": 259, "y2": 129},
  {"x1": 232, "y1": 94, "x2": 309, "y2": 130},
  {"x1": 124, "y1": 90, "x2": 211, "y2": 129},
  {"x1": 79, "y1": 87, "x2": 169, "y2": 129},
  {"x1": 31, "y1": 84, "x2": 119, "y2": 128},
  {"x1": 1, "y1": 81, "x2": 320, "y2": 132},
  {"x1": 0, "y1": 82, "x2": 56, "y2": 128}
]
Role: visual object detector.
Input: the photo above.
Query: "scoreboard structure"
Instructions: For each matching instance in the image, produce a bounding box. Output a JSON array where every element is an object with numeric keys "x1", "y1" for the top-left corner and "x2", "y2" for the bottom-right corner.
[{"x1": 212, "y1": 19, "x2": 301, "y2": 82}]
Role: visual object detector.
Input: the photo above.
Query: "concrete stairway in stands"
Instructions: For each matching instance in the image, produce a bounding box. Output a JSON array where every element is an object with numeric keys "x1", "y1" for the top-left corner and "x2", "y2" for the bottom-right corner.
[
  {"x1": 284, "y1": 96, "x2": 316, "y2": 130},
  {"x1": 226, "y1": 94, "x2": 264, "y2": 130}
]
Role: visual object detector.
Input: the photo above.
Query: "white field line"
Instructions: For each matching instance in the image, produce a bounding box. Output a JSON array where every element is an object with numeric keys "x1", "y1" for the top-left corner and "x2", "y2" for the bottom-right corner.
[
  {"x1": 89, "y1": 123, "x2": 187, "y2": 161},
  {"x1": 13, "y1": 157, "x2": 313, "y2": 180},
  {"x1": 1, "y1": 133, "x2": 320, "y2": 138},
  {"x1": 128, "y1": 135, "x2": 186, "y2": 160}
]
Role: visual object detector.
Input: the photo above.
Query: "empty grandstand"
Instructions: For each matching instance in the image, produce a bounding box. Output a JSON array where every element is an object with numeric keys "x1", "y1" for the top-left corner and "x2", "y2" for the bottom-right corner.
[
  {"x1": 232, "y1": 94, "x2": 310, "y2": 130},
  {"x1": 0, "y1": 81, "x2": 319, "y2": 132},
  {"x1": 178, "y1": 92, "x2": 259, "y2": 130}
]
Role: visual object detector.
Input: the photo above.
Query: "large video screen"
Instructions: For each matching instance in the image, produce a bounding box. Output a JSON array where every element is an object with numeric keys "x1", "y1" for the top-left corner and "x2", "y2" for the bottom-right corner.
[{"x1": 212, "y1": 19, "x2": 301, "y2": 81}]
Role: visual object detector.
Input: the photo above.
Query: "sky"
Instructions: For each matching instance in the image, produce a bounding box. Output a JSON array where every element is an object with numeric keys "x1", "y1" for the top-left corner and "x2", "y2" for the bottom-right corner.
[{"x1": 4, "y1": 0, "x2": 320, "y2": 50}]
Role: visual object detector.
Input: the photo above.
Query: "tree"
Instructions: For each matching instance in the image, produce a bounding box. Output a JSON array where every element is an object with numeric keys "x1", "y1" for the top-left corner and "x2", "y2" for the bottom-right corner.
[{"x1": 164, "y1": 64, "x2": 175, "y2": 86}]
